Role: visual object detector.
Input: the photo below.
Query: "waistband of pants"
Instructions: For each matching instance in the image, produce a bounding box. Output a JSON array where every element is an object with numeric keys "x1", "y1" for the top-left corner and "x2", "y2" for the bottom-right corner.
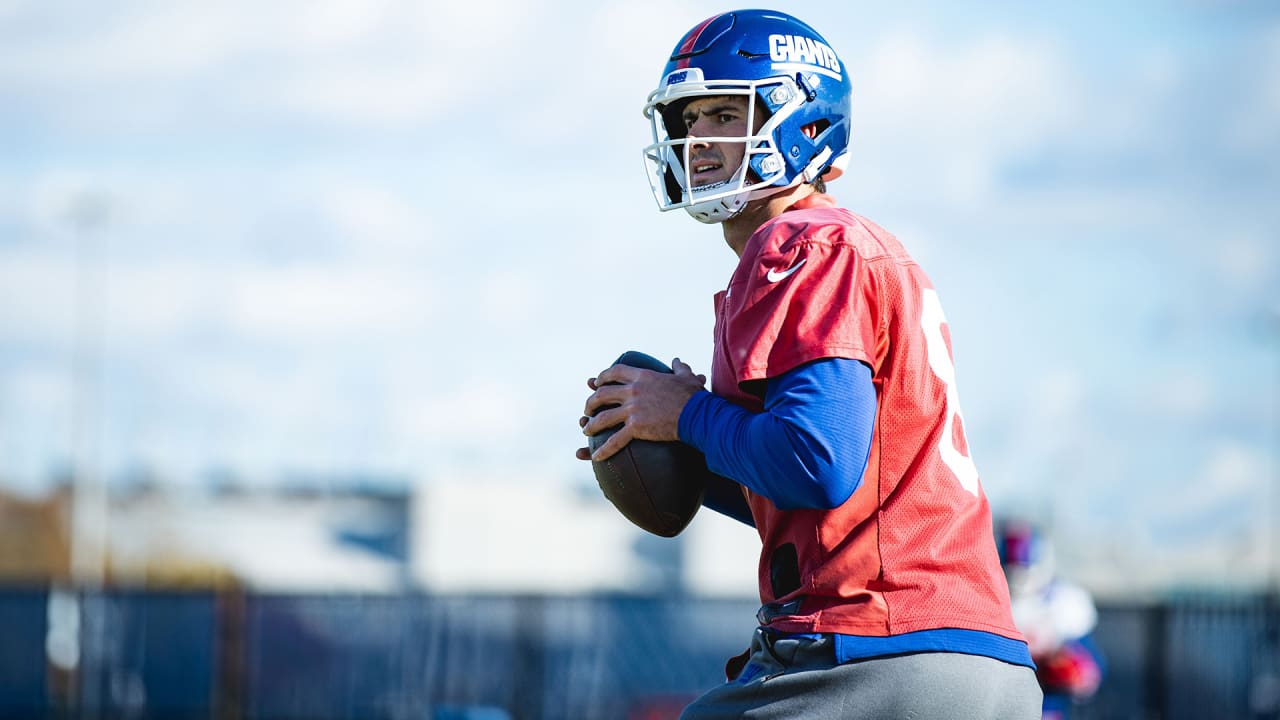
[{"x1": 756, "y1": 597, "x2": 806, "y2": 626}]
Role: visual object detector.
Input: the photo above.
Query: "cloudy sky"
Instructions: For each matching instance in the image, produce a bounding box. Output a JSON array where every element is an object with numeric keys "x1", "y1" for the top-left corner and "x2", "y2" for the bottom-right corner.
[{"x1": 1, "y1": 1, "x2": 1277, "y2": 588}]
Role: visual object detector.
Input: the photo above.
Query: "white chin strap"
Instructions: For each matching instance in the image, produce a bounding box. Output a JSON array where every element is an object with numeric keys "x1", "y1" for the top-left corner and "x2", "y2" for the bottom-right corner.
[
  {"x1": 684, "y1": 179, "x2": 795, "y2": 224},
  {"x1": 685, "y1": 193, "x2": 748, "y2": 224}
]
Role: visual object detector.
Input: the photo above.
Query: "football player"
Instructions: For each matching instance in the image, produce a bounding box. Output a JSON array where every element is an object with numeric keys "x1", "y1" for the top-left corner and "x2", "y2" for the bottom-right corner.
[
  {"x1": 580, "y1": 9, "x2": 1042, "y2": 718},
  {"x1": 999, "y1": 520, "x2": 1105, "y2": 719}
]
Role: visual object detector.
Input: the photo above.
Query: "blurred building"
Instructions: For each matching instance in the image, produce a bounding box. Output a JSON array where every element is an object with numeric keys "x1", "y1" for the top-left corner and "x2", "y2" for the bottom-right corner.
[
  {"x1": 410, "y1": 473, "x2": 758, "y2": 597},
  {"x1": 0, "y1": 474, "x2": 762, "y2": 599},
  {"x1": 0, "y1": 480, "x2": 409, "y2": 592},
  {"x1": 0, "y1": 487, "x2": 72, "y2": 583}
]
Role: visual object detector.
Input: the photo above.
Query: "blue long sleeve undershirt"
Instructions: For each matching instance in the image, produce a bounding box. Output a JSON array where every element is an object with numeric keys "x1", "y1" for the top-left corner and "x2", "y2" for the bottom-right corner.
[
  {"x1": 678, "y1": 357, "x2": 876, "y2": 526},
  {"x1": 677, "y1": 359, "x2": 1036, "y2": 671}
]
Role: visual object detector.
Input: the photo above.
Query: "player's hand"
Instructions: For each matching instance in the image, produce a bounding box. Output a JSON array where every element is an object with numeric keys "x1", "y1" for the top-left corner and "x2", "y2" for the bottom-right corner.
[{"x1": 578, "y1": 358, "x2": 706, "y2": 462}]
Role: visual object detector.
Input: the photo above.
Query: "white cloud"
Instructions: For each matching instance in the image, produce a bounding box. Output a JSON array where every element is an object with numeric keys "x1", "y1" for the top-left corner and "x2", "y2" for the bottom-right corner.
[
  {"x1": 101, "y1": 351, "x2": 412, "y2": 478},
  {"x1": 847, "y1": 30, "x2": 1080, "y2": 207},
  {"x1": 289, "y1": 0, "x2": 389, "y2": 50},
  {"x1": 22, "y1": 173, "x2": 117, "y2": 239},
  {"x1": 403, "y1": 377, "x2": 531, "y2": 441},
  {"x1": 858, "y1": 31, "x2": 1078, "y2": 149},
  {"x1": 0, "y1": 364, "x2": 77, "y2": 486},
  {"x1": 1153, "y1": 442, "x2": 1268, "y2": 525},
  {"x1": 513, "y1": 3, "x2": 674, "y2": 143},
  {"x1": 1203, "y1": 443, "x2": 1265, "y2": 495},
  {"x1": 1226, "y1": 22, "x2": 1280, "y2": 152},
  {"x1": 225, "y1": 264, "x2": 436, "y2": 342},
  {"x1": 478, "y1": 268, "x2": 543, "y2": 333},
  {"x1": 1214, "y1": 229, "x2": 1276, "y2": 294},
  {"x1": 1035, "y1": 368, "x2": 1087, "y2": 423},
  {"x1": 0, "y1": 0, "x2": 537, "y2": 130},
  {"x1": 318, "y1": 182, "x2": 437, "y2": 260},
  {"x1": 1146, "y1": 369, "x2": 1214, "y2": 419},
  {"x1": 0, "y1": 252, "x2": 77, "y2": 344},
  {"x1": 1, "y1": 250, "x2": 436, "y2": 349}
]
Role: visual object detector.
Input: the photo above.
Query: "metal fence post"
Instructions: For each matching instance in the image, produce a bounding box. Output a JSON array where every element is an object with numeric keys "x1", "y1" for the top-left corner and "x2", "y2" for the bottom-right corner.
[
  {"x1": 1144, "y1": 602, "x2": 1168, "y2": 720},
  {"x1": 512, "y1": 594, "x2": 546, "y2": 720}
]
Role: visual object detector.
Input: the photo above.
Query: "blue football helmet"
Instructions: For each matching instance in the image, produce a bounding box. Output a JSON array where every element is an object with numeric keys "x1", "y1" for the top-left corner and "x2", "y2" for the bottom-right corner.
[{"x1": 643, "y1": 10, "x2": 853, "y2": 223}]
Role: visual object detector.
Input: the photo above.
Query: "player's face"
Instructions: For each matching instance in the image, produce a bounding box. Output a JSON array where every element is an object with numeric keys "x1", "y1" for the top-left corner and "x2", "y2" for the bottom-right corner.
[{"x1": 680, "y1": 95, "x2": 758, "y2": 189}]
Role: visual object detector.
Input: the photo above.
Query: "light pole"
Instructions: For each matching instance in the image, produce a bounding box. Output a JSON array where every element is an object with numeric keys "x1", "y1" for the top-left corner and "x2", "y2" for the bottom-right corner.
[
  {"x1": 66, "y1": 190, "x2": 110, "y2": 717},
  {"x1": 1267, "y1": 304, "x2": 1280, "y2": 595}
]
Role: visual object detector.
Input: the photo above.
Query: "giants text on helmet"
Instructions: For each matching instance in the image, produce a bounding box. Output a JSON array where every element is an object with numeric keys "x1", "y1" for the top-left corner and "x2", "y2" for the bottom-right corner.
[{"x1": 767, "y1": 34, "x2": 841, "y2": 77}]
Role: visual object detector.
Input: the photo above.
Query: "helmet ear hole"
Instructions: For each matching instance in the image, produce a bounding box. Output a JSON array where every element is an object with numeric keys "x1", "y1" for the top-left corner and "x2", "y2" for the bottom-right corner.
[
  {"x1": 663, "y1": 167, "x2": 683, "y2": 204},
  {"x1": 660, "y1": 101, "x2": 691, "y2": 140},
  {"x1": 801, "y1": 120, "x2": 830, "y2": 140}
]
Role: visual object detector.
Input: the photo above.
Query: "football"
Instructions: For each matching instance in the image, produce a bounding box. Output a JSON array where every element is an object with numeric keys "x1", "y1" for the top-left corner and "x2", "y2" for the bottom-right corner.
[{"x1": 588, "y1": 351, "x2": 708, "y2": 537}]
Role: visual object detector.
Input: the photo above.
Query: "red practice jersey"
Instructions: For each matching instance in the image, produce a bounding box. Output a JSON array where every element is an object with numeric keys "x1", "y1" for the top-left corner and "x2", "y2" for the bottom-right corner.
[{"x1": 710, "y1": 193, "x2": 1023, "y2": 640}]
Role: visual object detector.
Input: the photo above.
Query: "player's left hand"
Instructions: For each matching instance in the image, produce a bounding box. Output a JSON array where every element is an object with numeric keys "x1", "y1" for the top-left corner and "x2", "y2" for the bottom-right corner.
[{"x1": 577, "y1": 358, "x2": 706, "y2": 462}]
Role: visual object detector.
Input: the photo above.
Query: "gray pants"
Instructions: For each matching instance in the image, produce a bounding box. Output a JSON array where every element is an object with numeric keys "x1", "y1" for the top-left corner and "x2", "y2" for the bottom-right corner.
[{"x1": 681, "y1": 628, "x2": 1043, "y2": 720}]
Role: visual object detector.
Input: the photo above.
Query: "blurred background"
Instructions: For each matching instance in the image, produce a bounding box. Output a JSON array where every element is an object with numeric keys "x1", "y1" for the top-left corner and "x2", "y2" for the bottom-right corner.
[{"x1": 0, "y1": 0, "x2": 1277, "y2": 718}]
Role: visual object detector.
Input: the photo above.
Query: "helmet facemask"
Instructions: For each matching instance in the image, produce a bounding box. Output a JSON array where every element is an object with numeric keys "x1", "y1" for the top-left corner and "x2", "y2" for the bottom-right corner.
[{"x1": 643, "y1": 74, "x2": 807, "y2": 223}]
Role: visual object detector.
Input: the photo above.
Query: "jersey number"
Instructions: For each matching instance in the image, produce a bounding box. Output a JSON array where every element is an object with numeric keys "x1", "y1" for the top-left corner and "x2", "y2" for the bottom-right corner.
[{"x1": 920, "y1": 289, "x2": 980, "y2": 496}]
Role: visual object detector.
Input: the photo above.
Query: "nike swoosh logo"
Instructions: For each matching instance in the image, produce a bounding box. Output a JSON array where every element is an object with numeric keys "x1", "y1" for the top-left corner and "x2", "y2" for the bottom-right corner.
[{"x1": 766, "y1": 258, "x2": 807, "y2": 283}]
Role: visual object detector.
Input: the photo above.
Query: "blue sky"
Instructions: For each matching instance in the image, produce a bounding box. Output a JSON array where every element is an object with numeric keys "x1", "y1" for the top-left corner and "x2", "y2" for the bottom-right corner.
[{"x1": 1, "y1": 1, "x2": 1277, "y2": 590}]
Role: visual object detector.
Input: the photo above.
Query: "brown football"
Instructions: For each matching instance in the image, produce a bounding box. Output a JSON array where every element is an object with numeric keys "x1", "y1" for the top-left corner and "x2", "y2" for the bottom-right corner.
[{"x1": 588, "y1": 351, "x2": 707, "y2": 537}]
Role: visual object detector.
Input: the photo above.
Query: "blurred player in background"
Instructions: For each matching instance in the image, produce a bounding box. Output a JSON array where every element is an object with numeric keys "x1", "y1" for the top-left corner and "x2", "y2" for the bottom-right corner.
[
  {"x1": 579, "y1": 9, "x2": 1041, "y2": 718},
  {"x1": 998, "y1": 519, "x2": 1105, "y2": 719}
]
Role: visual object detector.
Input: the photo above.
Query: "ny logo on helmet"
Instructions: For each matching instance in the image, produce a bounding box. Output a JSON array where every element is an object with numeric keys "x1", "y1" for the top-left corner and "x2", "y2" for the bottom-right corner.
[{"x1": 768, "y1": 34, "x2": 841, "y2": 79}]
